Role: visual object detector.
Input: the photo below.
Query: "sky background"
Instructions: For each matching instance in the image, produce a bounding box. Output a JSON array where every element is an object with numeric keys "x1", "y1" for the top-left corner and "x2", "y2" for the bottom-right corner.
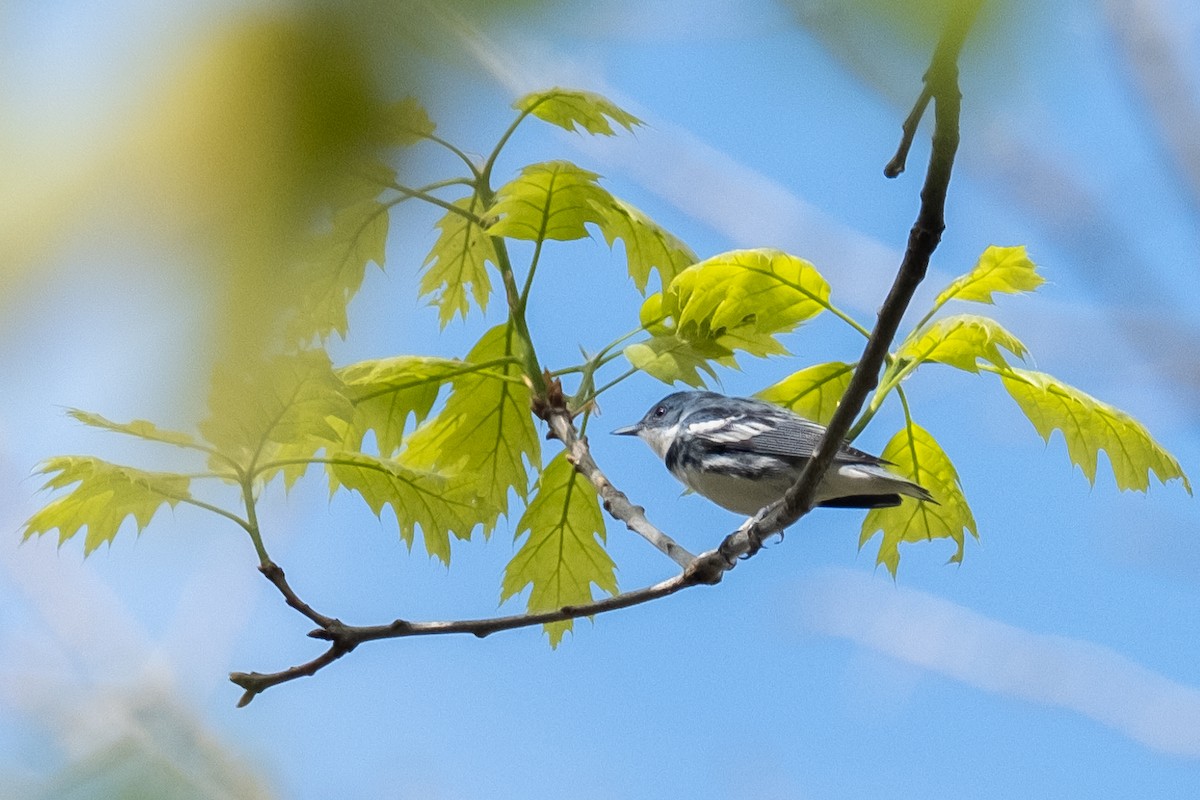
[{"x1": 3, "y1": 0, "x2": 1200, "y2": 798}]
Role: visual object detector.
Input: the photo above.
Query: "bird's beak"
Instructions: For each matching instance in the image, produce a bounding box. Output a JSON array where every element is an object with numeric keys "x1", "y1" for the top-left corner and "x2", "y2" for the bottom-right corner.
[{"x1": 611, "y1": 424, "x2": 641, "y2": 436}]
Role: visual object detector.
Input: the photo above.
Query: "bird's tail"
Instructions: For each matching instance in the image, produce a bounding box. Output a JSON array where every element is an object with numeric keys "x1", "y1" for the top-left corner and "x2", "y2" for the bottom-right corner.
[{"x1": 841, "y1": 464, "x2": 937, "y2": 505}]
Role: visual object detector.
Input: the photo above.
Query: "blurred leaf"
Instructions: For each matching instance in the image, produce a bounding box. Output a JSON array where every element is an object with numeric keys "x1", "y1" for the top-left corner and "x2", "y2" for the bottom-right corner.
[
  {"x1": 486, "y1": 161, "x2": 613, "y2": 241},
  {"x1": 338, "y1": 356, "x2": 468, "y2": 456},
  {"x1": 623, "y1": 336, "x2": 726, "y2": 388},
  {"x1": 67, "y1": 409, "x2": 200, "y2": 449},
  {"x1": 23, "y1": 457, "x2": 191, "y2": 554},
  {"x1": 898, "y1": 313, "x2": 1028, "y2": 373},
  {"x1": 200, "y1": 351, "x2": 354, "y2": 478},
  {"x1": 124, "y1": 12, "x2": 401, "y2": 364},
  {"x1": 421, "y1": 195, "x2": 496, "y2": 327},
  {"x1": 935, "y1": 245, "x2": 1043, "y2": 307},
  {"x1": 598, "y1": 198, "x2": 697, "y2": 293},
  {"x1": 325, "y1": 451, "x2": 478, "y2": 563},
  {"x1": 291, "y1": 198, "x2": 391, "y2": 341},
  {"x1": 860, "y1": 423, "x2": 977, "y2": 576},
  {"x1": 382, "y1": 97, "x2": 435, "y2": 146},
  {"x1": 402, "y1": 325, "x2": 540, "y2": 535},
  {"x1": 515, "y1": 87, "x2": 642, "y2": 135},
  {"x1": 756, "y1": 361, "x2": 855, "y2": 425},
  {"x1": 501, "y1": 452, "x2": 617, "y2": 646},
  {"x1": 1000, "y1": 368, "x2": 1192, "y2": 493}
]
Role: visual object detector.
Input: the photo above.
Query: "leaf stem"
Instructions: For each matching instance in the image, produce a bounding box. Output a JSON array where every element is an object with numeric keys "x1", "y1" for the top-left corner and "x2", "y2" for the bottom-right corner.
[
  {"x1": 519, "y1": 236, "x2": 546, "y2": 310},
  {"x1": 239, "y1": 479, "x2": 271, "y2": 567},
  {"x1": 481, "y1": 110, "x2": 534, "y2": 188},
  {"x1": 828, "y1": 304, "x2": 873, "y2": 339},
  {"x1": 388, "y1": 181, "x2": 484, "y2": 223},
  {"x1": 175, "y1": 495, "x2": 253, "y2": 532},
  {"x1": 582, "y1": 366, "x2": 639, "y2": 406},
  {"x1": 492, "y1": 235, "x2": 547, "y2": 395},
  {"x1": 423, "y1": 133, "x2": 483, "y2": 179}
]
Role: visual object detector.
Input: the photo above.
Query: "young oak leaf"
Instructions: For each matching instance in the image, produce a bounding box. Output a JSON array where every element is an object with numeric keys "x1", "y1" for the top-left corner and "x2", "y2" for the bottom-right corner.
[
  {"x1": 290, "y1": 199, "x2": 391, "y2": 342},
  {"x1": 514, "y1": 87, "x2": 642, "y2": 136},
  {"x1": 1000, "y1": 368, "x2": 1192, "y2": 493},
  {"x1": 935, "y1": 245, "x2": 1044, "y2": 308},
  {"x1": 485, "y1": 161, "x2": 614, "y2": 242},
  {"x1": 623, "y1": 335, "x2": 727, "y2": 388},
  {"x1": 672, "y1": 249, "x2": 830, "y2": 338},
  {"x1": 598, "y1": 197, "x2": 697, "y2": 294},
  {"x1": 421, "y1": 194, "x2": 497, "y2": 327},
  {"x1": 338, "y1": 356, "x2": 468, "y2": 456},
  {"x1": 23, "y1": 457, "x2": 192, "y2": 555},
  {"x1": 324, "y1": 451, "x2": 477, "y2": 564},
  {"x1": 756, "y1": 361, "x2": 855, "y2": 426},
  {"x1": 860, "y1": 423, "x2": 977, "y2": 576},
  {"x1": 622, "y1": 248, "x2": 834, "y2": 387},
  {"x1": 500, "y1": 452, "x2": 618, "y2": 647},
  {"x1": 66, "y1": 409, "x2": 200, "y2": 449},
  {"x1": 897, "y1": 314, "x2": 1029, "y2": 373},
  {"x1": 626, "y1": 249, "x2": 832, "y2": 375},
  {"x1": 400, "y1": 325, "x2": 540, "y2": 535},
  {"x1": 200, "y1": 351, "x2": 354, "y2": 482}
]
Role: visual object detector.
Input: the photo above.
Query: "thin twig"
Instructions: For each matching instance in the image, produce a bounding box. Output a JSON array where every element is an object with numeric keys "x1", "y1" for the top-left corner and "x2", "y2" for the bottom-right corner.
[
  {"x1": 536, "y1": 377, "x2": 696, "y2": 568},
  {"x1": 885, "y1": 84, "x2": 933, "y2": 178},
  {"x1": 258, "y1": 562, "x2": 336, "y2": 629},
  {"x1": 230, "y1": 569, "x2": 707, "y2": 703}
]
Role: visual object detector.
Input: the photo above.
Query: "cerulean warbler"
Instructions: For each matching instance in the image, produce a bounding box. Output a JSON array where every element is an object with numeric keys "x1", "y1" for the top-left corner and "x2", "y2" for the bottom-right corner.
[{"x1": 613, "y1": 391, "x2": 934, "y2": 515}]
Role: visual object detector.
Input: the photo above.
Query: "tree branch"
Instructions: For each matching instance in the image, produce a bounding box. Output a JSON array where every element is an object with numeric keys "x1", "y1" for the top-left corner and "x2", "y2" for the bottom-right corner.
[
  {"x1": 231, "y1": 569, "x2": 706, "y2": 705},
  {"x1": 228, "y1": 6, "x2": 980, "y2": 705}
]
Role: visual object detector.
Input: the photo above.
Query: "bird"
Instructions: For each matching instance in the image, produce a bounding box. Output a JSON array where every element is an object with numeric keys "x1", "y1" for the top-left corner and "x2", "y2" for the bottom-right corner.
[{"x1": 612, "y1": 390, "x2": 934, "y2": 515}]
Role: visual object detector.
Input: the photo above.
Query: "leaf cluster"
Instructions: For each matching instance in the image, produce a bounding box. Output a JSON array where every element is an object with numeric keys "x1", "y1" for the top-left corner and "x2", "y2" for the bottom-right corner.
[{"x1": 24, "y1": 86, "x2": 1190, "y2": 667}]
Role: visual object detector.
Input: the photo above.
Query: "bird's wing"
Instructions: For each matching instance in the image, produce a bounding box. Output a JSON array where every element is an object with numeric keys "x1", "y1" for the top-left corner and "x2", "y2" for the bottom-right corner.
[{"x1": 681, "y1": 404, "x2": 885, "y2": 466}]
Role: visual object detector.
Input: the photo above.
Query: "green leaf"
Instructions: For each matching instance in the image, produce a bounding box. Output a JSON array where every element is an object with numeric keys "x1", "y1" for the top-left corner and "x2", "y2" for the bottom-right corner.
[
  {"x1": 338, "y1": 356, "x2": 468, "y2": 457},
  {"x1": 515, "y1": 87, "x2": 642, "y2": 136},
  {"x1": 756, "y1": 362, "x2": 855, "y2": 425},
  {"x1": 23, "y1": 457, "x2": 191, "y2": 554},
  {"x1": 420, "y1": 195, "x2": 497, "y2": 327},
  {"x1": 381, "y1": 97, "x2": 435, "y2": 146},
  {"x1": 485, "y1": 161, "x2": 614, "y2": 241},
  {"x1": 935, "y1": 245, "x2": 1044, "y2": 308},
  {"x1": 627, "y1": 250, "x2": 832, "y2": 384},
  {"x1": 325, "y1": 451, "x2": 478, "y2": 564},
  {"x1": 67, "y1": 409, "x2": 200, "y2": 449},
  {"x1": 201, "y1": 351, "x2": 354, "y2": 479},
  {"x1": 1000, "y1": 367, "x2": 1192, "y2": 493},
  {"x1": 670, "y1": 248, "x2": 831, "y2": 347},
  {"x1": 598, "y1": 198, "x2": 697, "y2": 293},
  {"x1": 290, "y1": 199, "x2": 391, "y2": 341},
  {"x1": 401, "y1": 325, "x2": 540, "y2": 534},
  {"x1": 623, "y1": 336, "x2": 726, "y2": 388},
  {"x1": 897, "y1": 314, "x2": 1028, "y2": 373},
  {"x1": 860, "y1": 423, "x2": 977, "y2": 576},
  {"x1": 501, "y1": 452, "x2": 618, "y2": 647}
]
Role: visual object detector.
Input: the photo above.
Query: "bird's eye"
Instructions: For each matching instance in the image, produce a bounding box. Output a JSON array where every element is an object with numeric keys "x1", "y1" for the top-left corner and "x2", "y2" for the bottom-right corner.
[{"x1": 653, "y1": 406, "x2": 666, "y2": 418}]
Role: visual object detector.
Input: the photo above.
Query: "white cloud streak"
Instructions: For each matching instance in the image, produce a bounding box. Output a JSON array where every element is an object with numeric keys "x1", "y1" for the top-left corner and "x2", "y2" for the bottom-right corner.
[{"x1": 799, "y1": 567, "x2": 1200, "y2": 758}]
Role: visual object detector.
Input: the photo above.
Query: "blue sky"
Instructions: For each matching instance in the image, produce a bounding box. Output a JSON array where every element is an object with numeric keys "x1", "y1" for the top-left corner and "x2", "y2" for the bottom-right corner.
[{"x1": 3, "y1": 1, "x2": 1200, "y2": 798}]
